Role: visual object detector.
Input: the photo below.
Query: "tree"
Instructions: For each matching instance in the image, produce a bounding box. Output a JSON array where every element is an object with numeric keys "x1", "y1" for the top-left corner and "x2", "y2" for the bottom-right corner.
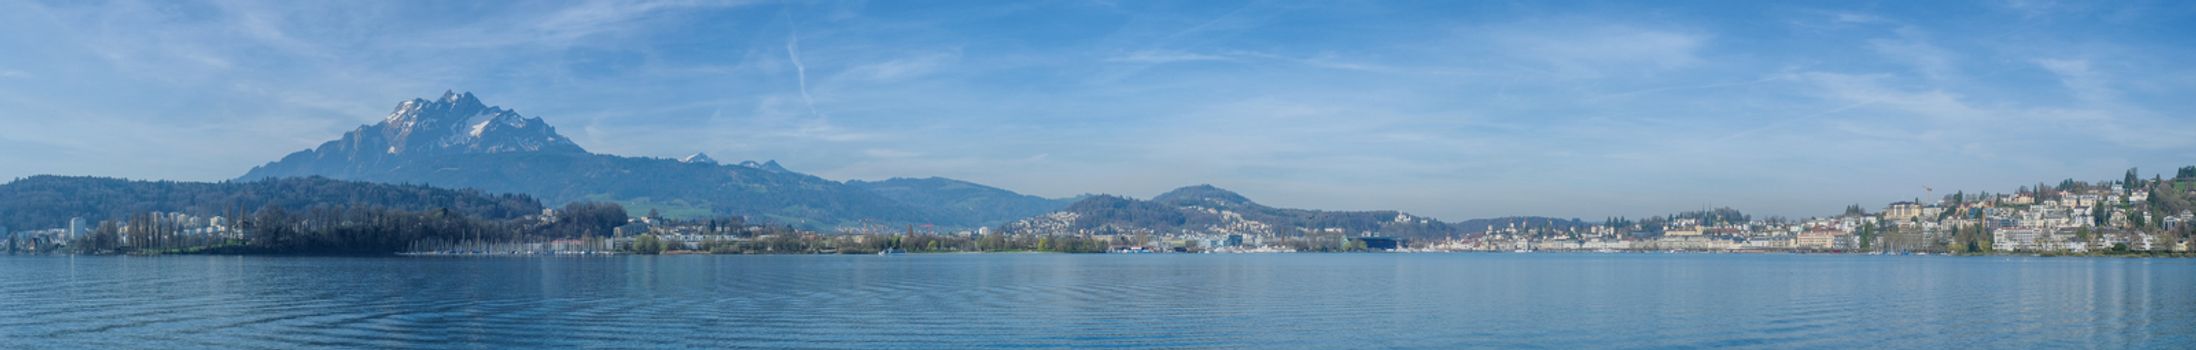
[
  {"x1": 632, "y1": 235, "x2": 664, "y2": 255},
  {"x1": 1857, "y1": 222, "x2": 1877, "y2": 252},
  {"x1": 2076, "y1": 227, "x2": 2090, "y2": 246},
  {"x1": 553, "y1": 202, "x2": 628, "y2": 237},
  {"x1": 2127, "y1": 168, "x2": 2141, "y2": 193},
  {"x1": 2094, "y1": 205, "x2": 2111, "y2": 226}
]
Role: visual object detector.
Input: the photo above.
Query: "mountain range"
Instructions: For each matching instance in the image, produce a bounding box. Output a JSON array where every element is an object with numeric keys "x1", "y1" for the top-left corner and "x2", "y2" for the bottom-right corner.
[
  {"x1": 238, "y1": 91, "x2": 1564, "y2": 234},
  {"x1": 241, "y1": 92, "x2": 1071, "y2": 229}
]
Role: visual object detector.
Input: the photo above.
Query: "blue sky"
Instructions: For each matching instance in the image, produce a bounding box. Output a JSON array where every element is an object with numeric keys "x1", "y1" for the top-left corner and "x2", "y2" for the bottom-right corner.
[{"x1": 1, "y1": 0, "x2": 2193, "y2": 220}]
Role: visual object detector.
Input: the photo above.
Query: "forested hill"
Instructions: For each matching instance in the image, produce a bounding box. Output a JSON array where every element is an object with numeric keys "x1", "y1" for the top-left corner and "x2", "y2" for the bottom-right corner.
[
  {"x1": 1014, "y1": 185, "x2": 1462, "y2": 239},
  {"x1": 0, "y1": 175, "x2": 542, "y2": 230},
  {"x1": 846, "y1": 177, "x2": 1077, "y2": 227}
]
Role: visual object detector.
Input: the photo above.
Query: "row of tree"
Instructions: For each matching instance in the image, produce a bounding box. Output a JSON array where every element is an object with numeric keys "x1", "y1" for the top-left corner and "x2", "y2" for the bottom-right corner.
[
  {"x1": 68, "y1": 200, "x2": 631, "y2": 255},
  {"x1": 0, "y1": 176, "x2": 641, "y2": 255}
]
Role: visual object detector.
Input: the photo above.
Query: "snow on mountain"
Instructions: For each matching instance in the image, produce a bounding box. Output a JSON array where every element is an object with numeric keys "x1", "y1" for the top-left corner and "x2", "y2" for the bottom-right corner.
[
  {"x1": 368, "y1": 91, "x2": 583, "y2": 156},
  {"x1": 681, "y1": 152, "x2": 718, "y2": 164},
  {"x1": 243, "y1": 91, "x2": 1063, "y2": 229},
  {"x1": 737, "y1": 160, "x2": 790, "y2": 173}
]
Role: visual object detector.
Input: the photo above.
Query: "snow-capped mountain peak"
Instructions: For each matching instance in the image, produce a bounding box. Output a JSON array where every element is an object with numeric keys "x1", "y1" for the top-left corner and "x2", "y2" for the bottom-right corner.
[
  {"x1": 362, "y1": 91, "x2": 582, "y2": 156},
  {"x1": 681, "y1": 152, "x2": 718, "y2": 164},
  {"x1": 737, "y1": 160, "x2": 790, "y2": 173},
  {"x1": 285, "y1": 91, "x2": 591, "y2": 161}
]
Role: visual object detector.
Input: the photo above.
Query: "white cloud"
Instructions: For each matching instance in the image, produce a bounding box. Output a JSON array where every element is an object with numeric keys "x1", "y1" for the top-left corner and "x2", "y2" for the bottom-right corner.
[
  {"x1": 861, "y1": 148, "x2": 921, "y2": 158},
  {"x1": 1787, "y1": 67, "x2": 2192, "y2": 152},
  {"x1": 1789, "y1": 72, "x2": 1984, "y2": 122},
  {"x1": 1831, "y1": 12, "x2": 1886, "y2": 24},
  {"x1": 2034, "y1": 58, "x2": 2112, "y2": 102},
  {"x1": 1866, "y1": 28, "x2": 1958, "y2": 82},
  {"x1": 2000, "y1": 0, "x2": 2066, "y2": 18},
  {"x1": 1106, "y1": 50, "x2": 1233, "y2": 64},
  {"x1": 1479, "y1": 22, "x2": 1709, "y2": 78}
]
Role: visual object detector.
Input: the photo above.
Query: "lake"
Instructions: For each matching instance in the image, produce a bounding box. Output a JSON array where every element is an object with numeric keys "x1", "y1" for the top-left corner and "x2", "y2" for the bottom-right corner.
[{"x1": 1, "y1": 253, "x2": 2191, "y2": 349}]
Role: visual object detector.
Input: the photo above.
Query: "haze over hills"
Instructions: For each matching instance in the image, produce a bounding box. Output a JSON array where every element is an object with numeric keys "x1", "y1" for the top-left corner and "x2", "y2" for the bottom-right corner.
[
  {"x1": 846, "y1": 177, "x2": 1078, "y2": 228},
  {"x1": 240, "y1": 92, "x2": 1070, "y2": 229},
  {"x1": 1010, "y1": 184, "x2": 1476, "y2": 240}
]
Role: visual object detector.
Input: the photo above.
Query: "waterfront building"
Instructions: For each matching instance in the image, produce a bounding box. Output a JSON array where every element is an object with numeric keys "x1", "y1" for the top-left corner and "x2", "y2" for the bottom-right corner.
[
  {"x1": 1993, "y1": 228, "x2": 2042, "y2": 252},
  {"x1": 1352, "y1": 237, "x2": 1402, "y2": 251},
  {"x1": 1795, "y1": 229, "x2": 1841, "y2": 250},
  {"x1": 67, "y1": 217, "x2": 84, "y2": 241},
  {"x1": 1663, "y1": 226, "x2": 1703, "y2": 238}
]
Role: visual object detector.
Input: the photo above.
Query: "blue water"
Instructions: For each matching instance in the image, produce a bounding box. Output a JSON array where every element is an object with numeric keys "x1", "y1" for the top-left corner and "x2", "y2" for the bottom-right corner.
[{"x1": 1, "y1": 253, "x2": 2191, "y2": 349}]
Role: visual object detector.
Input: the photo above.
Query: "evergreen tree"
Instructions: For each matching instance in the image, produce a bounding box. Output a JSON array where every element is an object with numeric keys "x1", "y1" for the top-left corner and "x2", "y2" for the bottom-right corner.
[{"x1": 2127, "y1": 168, "x2": 2141, "y2": 193}]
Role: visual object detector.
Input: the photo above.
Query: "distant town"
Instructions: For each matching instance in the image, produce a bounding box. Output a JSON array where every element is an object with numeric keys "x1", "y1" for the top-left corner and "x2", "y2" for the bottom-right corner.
[{"x1": 993, "y1": 168, "x2": 2195, "y2": 257}]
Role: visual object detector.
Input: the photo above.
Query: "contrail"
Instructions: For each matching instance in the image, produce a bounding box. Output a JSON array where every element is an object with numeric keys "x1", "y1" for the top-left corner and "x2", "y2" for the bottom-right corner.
[{"x1": 785, "y1": 12, "x2": 821, "y2": 118}]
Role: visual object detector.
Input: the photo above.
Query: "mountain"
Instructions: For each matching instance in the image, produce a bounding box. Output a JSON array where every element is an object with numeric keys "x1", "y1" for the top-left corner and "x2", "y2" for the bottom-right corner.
[
  {"x1": 1151, "y1": 184, "x2": 1255, "y2": 208},
  {"x1": 847, "y1": 177, "x2": 1076, "y2": 227},
  {"x1": 240, "y1": 92, "x2": 1048, "y2": 229},
  {"x1": 679, "y1": 152, "x2": 717, "y2": 165},
  {"x1": 1010, "y1": 185, "x2": 1461, "y2": 239},
  {"x1": 245, "y1": 92, "x2": 583, "y2": 178},
  {"x1": 736, "y1": 160, "x2": 791, "y2": 173}
]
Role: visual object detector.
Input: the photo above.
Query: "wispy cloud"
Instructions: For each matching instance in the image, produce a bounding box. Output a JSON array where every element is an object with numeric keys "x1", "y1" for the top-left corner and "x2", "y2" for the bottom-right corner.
[
  {"x1": 2034, "y1": 58, "x2": 2112, "y2": 102},
  {"x1": 1107, "y1": 50, "x2": 1233, "y2": 64},
  {"x1": 1476, "y1": 21, "x2": 1710, "y2": 79},
  {"x1": 836, "y1": 51, "x2": 961, "y2": 82},
  {"x1": 862, "y1": 148, "x2": 921, "y2": 158},
  {"x1": 1866, "y1": 27, "x2": 1958, "y2": 82}
]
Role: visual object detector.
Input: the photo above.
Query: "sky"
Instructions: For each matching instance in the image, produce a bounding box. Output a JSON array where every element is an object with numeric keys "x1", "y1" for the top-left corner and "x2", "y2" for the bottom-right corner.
[{"x1": 1, "y1": 0, "x2": 2193, "y2": 220}]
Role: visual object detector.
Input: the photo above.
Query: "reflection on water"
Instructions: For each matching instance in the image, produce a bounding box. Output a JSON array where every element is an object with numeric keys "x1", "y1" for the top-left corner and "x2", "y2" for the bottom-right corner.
[{"x1": 2, "y1": 254, "x2": 2191, "y2": 349}]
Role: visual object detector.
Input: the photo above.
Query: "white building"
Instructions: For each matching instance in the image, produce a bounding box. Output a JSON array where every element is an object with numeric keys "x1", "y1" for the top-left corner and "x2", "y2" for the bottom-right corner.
[
  {"x1": 67, "y1": 217, "x2": 85, "y2": 241},
  {"x1": 1993, "y1": 228, "x2": 2043, "y2": 252}
]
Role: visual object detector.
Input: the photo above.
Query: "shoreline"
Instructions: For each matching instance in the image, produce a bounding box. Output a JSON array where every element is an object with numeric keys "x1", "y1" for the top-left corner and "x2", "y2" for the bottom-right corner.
[{"x1": 13, "y1": 250, "x2": 2193, "y2": 258}]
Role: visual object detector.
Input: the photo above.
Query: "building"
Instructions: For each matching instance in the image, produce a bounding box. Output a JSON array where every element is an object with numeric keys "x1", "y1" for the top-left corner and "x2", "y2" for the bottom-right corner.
[
  {"x1": 67, "y1": 217, "x2": 85, "y2": 241},
  {"x1": 1795, "y1": 229, "x2": 1842, "y2": 250},
  {"x1": 1884, "y1": 202, "x2": 1925, "y2": 221},
  {"x1": 1993, "y1": 228, "x2": 2042, "y2": 252},
  {"x1": 1351, "y1": 237, "x2": 1402, "y2": 251},
  {"x1": 1663, "y1": 226, "x2": 1702, "y2": 237}
]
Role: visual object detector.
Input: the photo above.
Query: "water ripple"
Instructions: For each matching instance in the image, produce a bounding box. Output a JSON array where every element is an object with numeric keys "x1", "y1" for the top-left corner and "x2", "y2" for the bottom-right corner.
[{"x1": 1, "y1": 254, "x2": 2192, "y2": 349}]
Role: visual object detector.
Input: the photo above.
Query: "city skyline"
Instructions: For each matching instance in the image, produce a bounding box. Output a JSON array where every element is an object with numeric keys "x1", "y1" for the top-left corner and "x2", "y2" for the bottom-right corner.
[{"x1": 2, "y1": 1, "x2": 2193, "y2": 220}]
